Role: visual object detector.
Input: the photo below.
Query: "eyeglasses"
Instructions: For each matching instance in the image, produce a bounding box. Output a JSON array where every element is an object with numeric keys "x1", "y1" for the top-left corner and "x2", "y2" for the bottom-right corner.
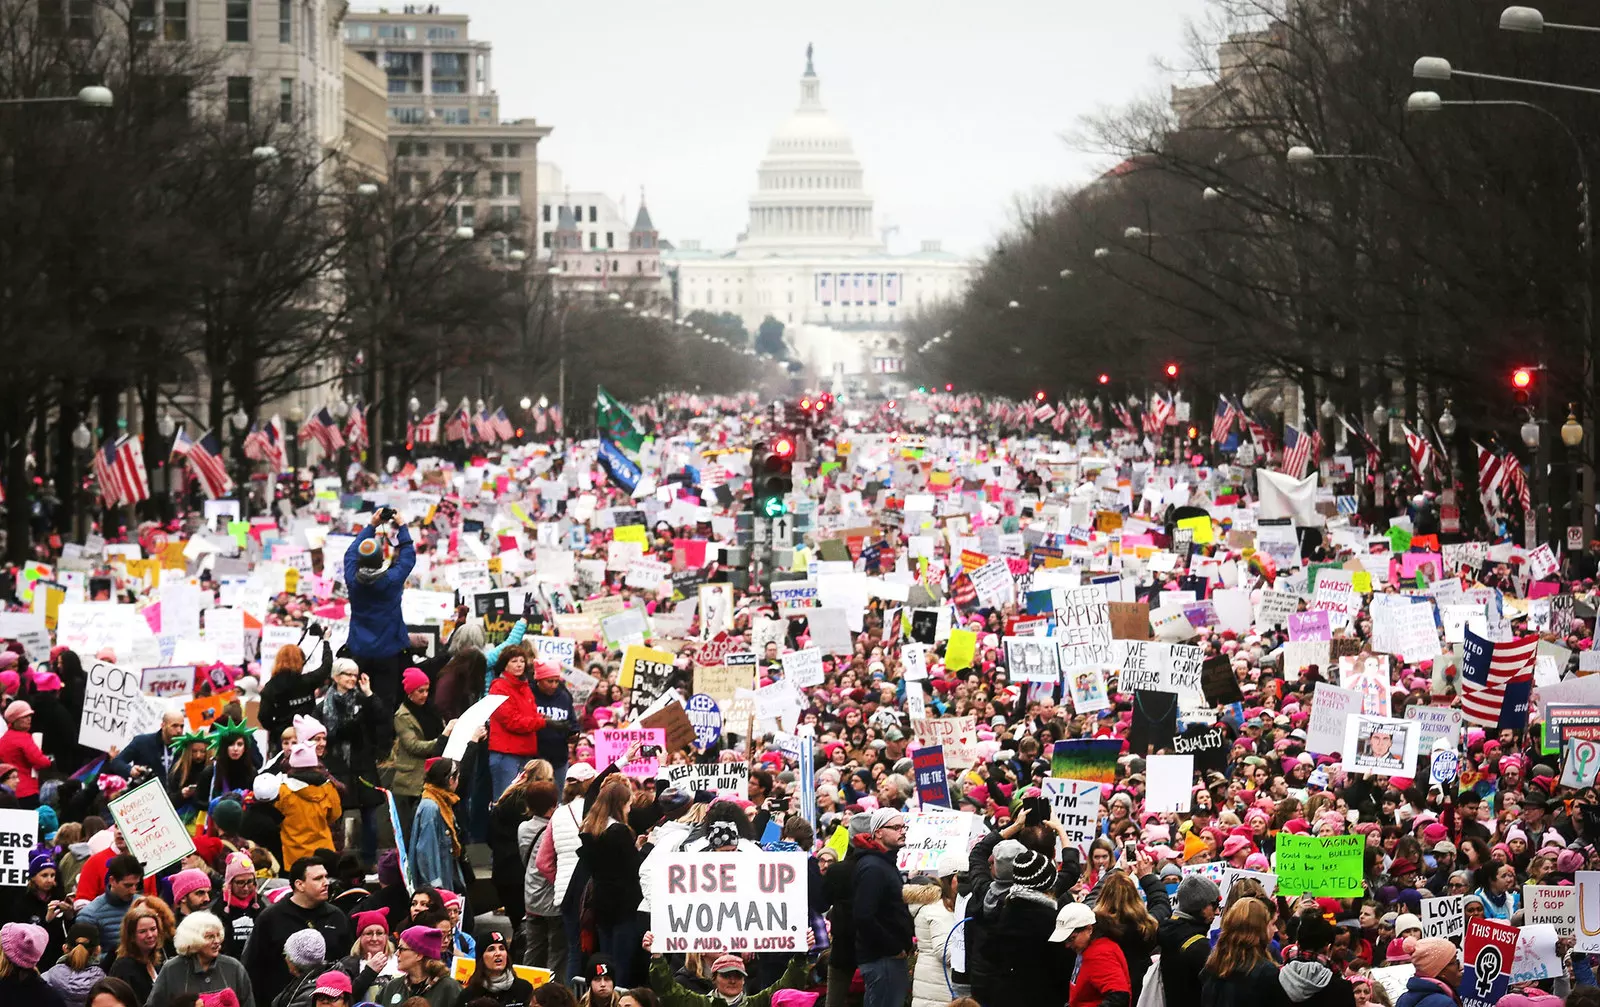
[{"x1": 881, "y1": 824, "x2": 907, "y2": 832}]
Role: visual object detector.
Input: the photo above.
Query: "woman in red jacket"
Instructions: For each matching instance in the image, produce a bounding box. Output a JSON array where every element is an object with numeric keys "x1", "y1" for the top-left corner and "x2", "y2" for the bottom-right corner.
[
  {"x1": 1052, "y1": 902, "x2": 1132, "y2": 1007},
  {"x1": 0, "y1": 701, "x2": 54, "y2": 808},
  {"x1": 487, "y1": 645, "x2": 546, "y2": 802}
]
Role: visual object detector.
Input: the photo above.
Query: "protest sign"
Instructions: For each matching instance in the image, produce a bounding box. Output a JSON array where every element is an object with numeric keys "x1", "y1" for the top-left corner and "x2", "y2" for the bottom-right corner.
[
  {"x1": 1343, "y1": 715, "x2": 1420, "y2": 777},
  {"x1": 443, "y1": 694, "x2": 506, "y2": 762},
  {"x1": 1460, "y1": 916, "x2": 1518, "y2": 1007},
  {"x1": 1042, "y1": 778, "x2": 1102, "y2": 859},
  {"x1": 663, "y1": 762, "x2": 749, "y2": 798},
  {"x1": 1050, "y1": 739, "x2": 1122, "y2": 783},
  {"x1": 1339, "y1": 654, "x2": 1393, "y2": 718},
  {"x1": 1256, "y1": 591, "x2": 1300, "y2": 632},
  {"x1": 694, "y1": 664, "x2": 754, "y2": 706},
  {"x1": 1524, "y1": 884, "x2": 1576, "y2": 937},
  {"x1": 1369, "y1": 966, "x2": 1414, "y2": 1005},
  {"x1": 622, "y1": 645, "x2": 677, "y2": 717},
  {"x1": 685, "y1": 694, "x2": 722, "y2": 749},
  {"x1": 912, "y1": 716, "x2": 978, "y2": 769},
  {"x1": 1173, "y1": 725, "x2": 1229, "y2": 773},
  {"x1": 1420, "y1": 895, "x2": 1464, "y2": 939},
  {"x1": 596, "y1": 727, "x2": 665, "y2": 777},
  {"x1": 1404, "y1": 705, "x2": 1461, "y2": 754},
  {"x1": 898, "y1": 809, "x2": 980, "y2": 873},
  {"x1": 107, "y1": 778, "x2": 195, "y2": 874},
  {"x1": 780, "y1": 648, "x2": 824, "y2": 687},
  {"x1": 649, "y1": 852, "x2": 808, "y2": 954},
  {"x1": 0, "y1": 809, "x2": 36, "y2": 886},
  {"x1": 1275, "y1": 834, "x2": 1364, "y2": 896},
  {"x1": 1306, "y1": 683, "x2": 1362, "y2": 756},
  {"x1": 529, "y1": 635, "x2": 577, "y2": 668},
  {"x1": 1510, "y1": 924, "x2": 1563, "y2": 983},
  {"x1": 81, "y1": 661, "x2": 160, "y2": 754},
  {"x1": 912, "y1": 745, "x2": 951, "y2": 808},
  {"x1": 1144, "y1": 754, "x2": 1193, "y2": 813},
  {"x1": 1578, "y1": 871, "x2": 1600, "y2": 952},
  {"x1": 140, "y1": 665, "x2": 194, "y2": 699},
  {"x1": 1055, "y1": 585, "x2": 1113, "y2": 671},
  {"x1": 1004, "y1": 636, "x2": 1060, "y2": 683}
]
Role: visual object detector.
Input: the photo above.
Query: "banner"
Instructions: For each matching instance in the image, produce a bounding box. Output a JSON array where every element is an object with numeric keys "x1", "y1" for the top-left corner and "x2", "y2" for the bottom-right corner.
[
  {"x1": 912, "y1": 716, "x2": 977, "y2": 769},
  {"x1": 1524, "y1": 884, "x2": 1576, "y2": 937},
  {"x1": 384, "y1": 789, "x2": 415, "y2": 895},
  {"x1": 649, "y1": 852, "x2": 808, "y2": 954},
  {"x1": 663, "y1": 762, "x2": 748, "y2": 798},
  {"x1": 596, "y1": 727, "x2": 664, "y2": 778},
  {"x1": 1274, "y1": 834, "x2": 1364, "y2": 896},
  {"x1": 898, "y1": 809, "x2": 979, "y2": 873},
  {"x1": 107, "y1": 778, "x2": 195, "y2": 874},
  {"x1": 81, "y1": 661, "x2": 162, "y2": 754}
]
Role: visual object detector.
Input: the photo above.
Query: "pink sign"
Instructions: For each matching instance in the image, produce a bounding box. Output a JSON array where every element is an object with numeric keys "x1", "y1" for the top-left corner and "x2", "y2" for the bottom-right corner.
[
  {"x1": 596, "y1": 726, "x2": 665, "y2": 778},
  {"x1": 1288, "y1": 610, "x2": 1331, "y2": 641},
  {"x1": 1528, "y1": 579, "x2": 1560, "y2": 599},
  {"x1": 1399, "y1": 552, "x2": 1444, "y2": 581}
]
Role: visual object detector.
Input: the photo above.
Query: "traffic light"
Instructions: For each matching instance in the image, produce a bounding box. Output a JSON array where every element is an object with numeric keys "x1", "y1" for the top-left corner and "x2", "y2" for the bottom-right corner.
[
  {"x1": 1034, "y1": 390, "x2": 1046, "y2": 401},
  {"x1": 1098, "y1": 373, "x2": 1110, "y2": 385},
  {"x1": 1512, "y1": 367, "x2": 1533, "y2": 407},
  {"x1": 1164, "y1": 362, "x2": 1180, "y2": 387},
  {"x1": 754, "y1": 432, "x2": 795, "y2": 518}
]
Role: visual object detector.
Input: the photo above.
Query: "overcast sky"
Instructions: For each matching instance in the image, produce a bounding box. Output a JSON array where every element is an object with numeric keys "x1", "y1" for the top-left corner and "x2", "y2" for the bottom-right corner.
[{"x1": 441, "y1": 0, "x2": 1213, "y2": 257}]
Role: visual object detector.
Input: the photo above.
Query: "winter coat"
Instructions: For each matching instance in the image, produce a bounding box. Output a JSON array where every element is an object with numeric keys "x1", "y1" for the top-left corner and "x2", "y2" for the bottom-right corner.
[
  {"x1": 1109, "y1": 877, "x2": 1169, "y2": 1004},
  {"x1": 960, "y1": 830, "x2": 1005, "y2": 1000},
  {"x1": 1157, "y1": 912, "x2": 1214, "y2": 1001},
  {"x1": 276, "y1": 773, "x2": 342, "y2": 870},
  {"x1": 1202, "y1": 960, "x2": 1289, "y2": 1007},
  {"x1": 542, "y1": 798, "x2": 585, "y2": 909},
  {"x1": 646, "y1": 954, "x2": 809, "y2": 1007},
  {"x1": 1279, "y1": 959, "x2": 1358, "y2": 1007},
  {"x1": 344, "y1": 524, "x2": 416, "y2": 660},
  {"x1": 853, "y1": 843, "x2": 914, "y2": 963},
  {"x1": 1393, "y1": 976, "x2": 1462, "y2": 1007},
  {"x1": 532, "y1": 684, "x2": 576, "y2": 766},
  {"x1": 114, "y1": 730, "x2": 176, "y2": 784},
  {"x1": 909, "y1": 888, "x2": 961, "y2": 1007},
  {"x1": 209, "y1": 895, "x2": 262, "y2": 962},
  {"x1": 518, "y1": 815, "x2": 556, "y2": 917},
  {"x1": 147, "y1": 952, "x2": 256, "y2": 1007},
  {"x1": 373, "y1": 972, "x2": 460, "y2": 1007},
  {"x1": 78, "y1": 891, "x2": 134, "y2": 950},
  {"x1": 42, "y1": 962, "x2": 104, "y2": 1007},
  {"x1": 258, "y1": 646, "x2": 332, "y2": 750},
  {"x1": 0, "y1": 727, "x2": 52, "y2": 798},
  {"x1": 989, "y1": 888, "x2": 1068, "y2": 1007},
  {"x1": 822, "y1": 843, "x2": 864, "y2": 973},
  {"x1": 1069, "y1": 935, "x2": 1131, "y2": 1007},
  {"x1": 487, "y1": 674, "x2": 546, "y2": 757},
  {"x1": 386, "y1": 703, "x2": 446, "y2": 799},
  {"x1": 490, "y1": 790, "x2": 529, "y2": 922},
  {"x1": 320, "y1": 685, "x2": 389, "y2": 807},
  {"x1": 3, "y1": 884, "x2": 70, "y2": 951},
  {"x1": 577, "y1": 822, "x2": 642, "y2": 926},
  {"x1": 410, "y1": 792, "x2": 465, "y2": 893},
  {"x1": 240, "y1": 896, "x2": 352, "y2": 1007},
  {"x1": 0, "y1": 969, "x2": 65, "y2": 1007}
]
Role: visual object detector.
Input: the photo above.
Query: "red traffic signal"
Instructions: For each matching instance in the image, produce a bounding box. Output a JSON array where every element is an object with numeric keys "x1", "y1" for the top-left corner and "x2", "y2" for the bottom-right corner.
[
  {"x1": 1034, "y1": 391, "x2": 1046, "y2": 401},
  {"x1": 772, "y1": 435, "x2": 795, "y2": 459},
  {"x1": 799, "y1": 397, "x2": 812, "y2": 410},
  {"x1": 1512, "y1": 368, "x2": 1533, "y2": 389},
  {"x1": 944, "y1": 383, "x2": 953, "y2": 391},
  {"x1": 1098, "y1": 373, "x2": 1110, "y2": 385},
  {"x1": 1165, "y1": 363, "x2": 1180, "y2": 379}
]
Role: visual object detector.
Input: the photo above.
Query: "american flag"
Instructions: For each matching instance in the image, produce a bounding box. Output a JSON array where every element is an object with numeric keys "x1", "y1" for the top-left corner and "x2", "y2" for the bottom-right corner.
[
  {"x1": 92, "y1": 435, "x2": 150, "y2": 507},
  {"x1": 1212, "y1": 395, "x2": 1239, "y2": 444},
  {"x1": 1149, "y1": 392, "x2": 1175, "y2": 430},
  {"x1": 1341, "y1": 413, "x2": 1384, "y2": 471},
  {"x1": 1280, "y1": 423, "x2": 1320, "y2": 478},
  {"x1": 1403, "y1": 425, "x2": 1435, "y2": 478},
  {"x1": 491, "y1": 407, "x2": 515, "y2": 440},
  {"x1": 177, "y1": 429, "x2": 233, "y2": 499},
  {"x1": 1460, "y1": 627, "x2": 1537, "y2": 727},
  {"x1": 1073, "y1": 400, "x2": 1098, "y2": 431},
  {"x1": 299, "y1": 407, "x2": 345, "y2": 457},
  {"x1": 243, "y1": 416, "x2": 286, "y2": 471},
  {"x1": 1112, "y1": 403, "x2": 1137, "y2": 433},
  {"x1": 1502, "y1": 453, "x2": 1532, "y2": 513},
  {"x1": 444, "y1": 403, "x2": 472, "y2": 443},
  {"x1": 1032, "y1": 401, "x2": 1056, "y2": 423},
  {"x1": 344, "y1": 401, "x2": 368, "y2": 452},
  {"x1": 1051, "y1": 404, "x2": 1069, "y2": 434},
  {"x1": 409, "y1": 408, "x2": 441, "y2": 444},
  {"x1": 548, "y1": 403, "x2": 563, "y2": 432},
  {"x1": 532, "y1": 406, "x2": 548, "y2": 435}
]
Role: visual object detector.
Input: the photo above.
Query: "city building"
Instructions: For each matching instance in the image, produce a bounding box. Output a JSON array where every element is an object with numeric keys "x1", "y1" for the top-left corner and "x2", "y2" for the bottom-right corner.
[
  {"x1": 343, "y1": 5, "x2": 551, "y2": 251},
  {"x1": 535, "y1": 163, "x2": 669, "y2": 307},
  {"x1": 662, "y1": 47, "x2": 971, "y2": 394},
  {"x1": 342, "y1": 46, "x2": 389, "y2": 181}
]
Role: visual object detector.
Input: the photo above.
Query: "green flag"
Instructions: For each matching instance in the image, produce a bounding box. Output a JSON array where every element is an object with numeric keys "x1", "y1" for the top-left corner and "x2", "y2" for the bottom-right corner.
[{"x1": 595, "y1": 385, "x2": 645, "y2": 455}]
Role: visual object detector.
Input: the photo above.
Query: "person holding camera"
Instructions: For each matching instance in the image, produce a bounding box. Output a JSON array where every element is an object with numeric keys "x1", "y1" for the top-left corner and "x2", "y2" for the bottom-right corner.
[{"x1": 344, "y1": 507, "x2": 416, "y2": 714}]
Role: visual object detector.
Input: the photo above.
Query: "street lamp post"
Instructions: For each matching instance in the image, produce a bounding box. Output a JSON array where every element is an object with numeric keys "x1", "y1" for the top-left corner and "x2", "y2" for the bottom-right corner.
[
  {"x1": 1564, "y1": 405, "x2": 1586, "y2": 550},
  {"x1": 1408, "y1": 89, "x2": 1593, "y2": 549},
  {"x1": 0, "y1": 86, "x2": 113, "y2": 107}
]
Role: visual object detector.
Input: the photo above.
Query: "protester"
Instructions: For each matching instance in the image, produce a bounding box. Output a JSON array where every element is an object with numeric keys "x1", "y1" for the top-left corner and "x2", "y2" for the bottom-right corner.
[
  {"x1": 42, "y1": 922, "x2": 104, "y2": 1007},
  {"x1": 344, "y1": 508, "x2": 417, "y2": 712},
  {"x1": 486, "y1": 649, "x2": 546, "y2": 801},
  {"x1": 576, "y1": 777, "x2": 642, "y2": 986},
  {"x1": 0, "y1": 701, "x2": 53, "y2": 807},
  {"x1": 1201, "y1": 900, "x2": 1283, "y2": 1007},
  {"x1": 409, "y1": 760, "x2": 466, "y2": 894},
  {"x1": 339, "y1": 908, "x2": 395, "y2": 1002},
  {"x1": 373, "y1": 926, "x2": 459, "y2": 1007},
  {"x1": 853, "y1": 808, "x2": 914, "y2": 1007},
  {"x1": 516, "y1": 780, "x2": 561, "y2": 973},
  {"x1": 241, "y1": 860, "x2": 351, "y2": 1007},
  {"x1": 639, "y1": 932, "x2": 809, "y2": 1007},
  {"x1": 108, "y1": 898, "x2": 174, "y2": 1005},
  {"x1": 79, "y1": 857, "x2": 144, "y2": 951},
  {"x1": 908, "y1": 853, "x2": 965, "y2": 1007},
  {"x1": 146, "y1": 912, "x2": 255, "y2": 1007},
  {"x1": 458, "y1": 931, "x2": 532, "y2": 1007},
  {"x1": 318, "y1": 658, "x2": 388, "y2": 862},
  {"x1": 0, "y1": 922, "x2": 66, "y2": 1007},
  {"x1": 1157, "y1": 875, "x2": 1220, "y2": 997},
  {"x1": 209, "y1": 853, "x2": 261, "y2": 962}
]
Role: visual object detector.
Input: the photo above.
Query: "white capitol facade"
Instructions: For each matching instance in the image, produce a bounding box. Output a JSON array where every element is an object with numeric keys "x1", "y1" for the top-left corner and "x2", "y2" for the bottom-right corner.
[{"x1": 664, "y1": 48, "x2": 971, "y2": 390}]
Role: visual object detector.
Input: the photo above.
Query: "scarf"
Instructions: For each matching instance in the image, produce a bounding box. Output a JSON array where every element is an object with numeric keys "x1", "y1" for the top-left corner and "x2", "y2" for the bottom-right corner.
[
  {"x1": 710, "y1": 991, "x2": 746, "y2": 1007},
  {"x1": 320, "y1": 687, "x2": 361, "y2": 764},
  {"x1": 482, "y1": 969, "x2": 515, "y2": 993},
  {"x1": 405, "y1": 696, "x2": 444, "y2": 741},
  {"x1": 424, "y1": 783, "x2": 463, "y2": 858}
]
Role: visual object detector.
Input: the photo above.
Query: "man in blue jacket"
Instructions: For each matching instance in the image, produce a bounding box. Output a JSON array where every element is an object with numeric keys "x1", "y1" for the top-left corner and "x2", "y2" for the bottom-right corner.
[
  {"x1": 853, "y1": 807, "x2": 914, "y2": 1007},
  {"x1": 343, "y1": 507, "x2": 416, "y2": 713}
]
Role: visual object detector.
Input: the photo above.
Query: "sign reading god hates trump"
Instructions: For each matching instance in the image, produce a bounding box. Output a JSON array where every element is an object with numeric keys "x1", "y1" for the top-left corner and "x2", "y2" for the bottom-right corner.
[{"x1": 649, "y1": 852, "x2": 809, "y2": 954}]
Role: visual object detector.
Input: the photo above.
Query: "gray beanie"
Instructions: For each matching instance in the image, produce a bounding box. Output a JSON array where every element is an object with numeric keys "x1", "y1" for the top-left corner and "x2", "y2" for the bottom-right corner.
[
  {"x1": 284, "y1": 928, "x2": 326, "y2": 968},
  {"x1": 993, "y1": 839, "x2": 1026, "y2": 882},
  {"x1": 1176, "y1": 874, "x2": 1221, "y2": 916},
  {"x1": 848, "y1": 811, "x2": 874, "y2": 837}
]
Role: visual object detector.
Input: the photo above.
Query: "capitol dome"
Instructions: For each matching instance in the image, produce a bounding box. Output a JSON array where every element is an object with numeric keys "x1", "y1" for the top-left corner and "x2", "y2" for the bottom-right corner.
[{"x1": 736, "y1": 47, "x2": 882, "y2": 259}]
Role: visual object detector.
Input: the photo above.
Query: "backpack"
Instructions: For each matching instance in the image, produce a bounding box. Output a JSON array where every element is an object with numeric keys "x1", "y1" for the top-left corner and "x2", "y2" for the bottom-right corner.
[{"x1": 1138, "y1": 953, "x2": 1166, "y2": 1007}]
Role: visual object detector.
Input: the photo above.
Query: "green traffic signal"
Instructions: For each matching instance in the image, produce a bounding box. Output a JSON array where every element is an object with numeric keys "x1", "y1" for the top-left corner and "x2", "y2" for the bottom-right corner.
[{"x1": 761, "y1": 496, "x2": 788, "y2": 518}]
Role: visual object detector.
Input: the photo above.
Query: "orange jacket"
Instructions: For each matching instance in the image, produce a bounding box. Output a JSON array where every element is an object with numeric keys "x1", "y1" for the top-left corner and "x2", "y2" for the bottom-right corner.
[
  {"x1": 488, "y1": 674, "x2": 547, "y2": 757},
  {"x1": 277, "y1": 778, "x2": 342, "y2": 870}
]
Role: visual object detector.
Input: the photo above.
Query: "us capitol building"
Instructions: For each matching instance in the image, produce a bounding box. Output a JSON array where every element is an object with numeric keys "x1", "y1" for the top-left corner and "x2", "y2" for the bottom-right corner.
[{"x1": 663, "y1": 47, "x2": 972, "y2": 394}]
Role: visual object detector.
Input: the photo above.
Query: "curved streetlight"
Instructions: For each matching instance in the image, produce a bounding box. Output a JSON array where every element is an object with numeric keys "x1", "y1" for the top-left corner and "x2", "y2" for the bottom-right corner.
[
  {"x1": 1414, "y1": 55, "x2": 1600, "y2": 97},
  {"x1": 1437, "y1": 402, "x2": 1458, "y2": 438},
  {"x1": 355, "y1": 182, "x2": 380, "y2": 197},
  {"x1": 1500, "y1": 6, "x2": 1600, "y2": 33},
  {"x1": 156, "y1": 413, "x2": 176, "y2": 438},
  {"x1": 1202, "y1": 186, "x2": 1224, "y2": 202},
  {"x1": 1093, "y1": 247, "x2": 1112, "y2": 259},
  {"x1": 0, "y1": 85, "x2": 113, "y2": 107},
  {"x1": 508, "y1": 249, "x2": 528, "y2": 262},
  {"x1": 252, "y1": 145, "x2": 280, "y2": 163},
  {"x1": 454, "y1": 226, "x2": 475, "y2": 240},
  {"x1": 71, "y1": 424, "x2": 92, "y2": 450}
]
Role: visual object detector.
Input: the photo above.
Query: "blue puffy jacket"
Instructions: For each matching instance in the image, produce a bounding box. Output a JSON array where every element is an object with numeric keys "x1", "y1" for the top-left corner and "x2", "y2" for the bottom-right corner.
[
  {"x1": 1393, "y1": 976, "x2": 1460, "y2": 1007},
  {"x1": 343, "y1": 524, "x2": 416, "y2": 658}
]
